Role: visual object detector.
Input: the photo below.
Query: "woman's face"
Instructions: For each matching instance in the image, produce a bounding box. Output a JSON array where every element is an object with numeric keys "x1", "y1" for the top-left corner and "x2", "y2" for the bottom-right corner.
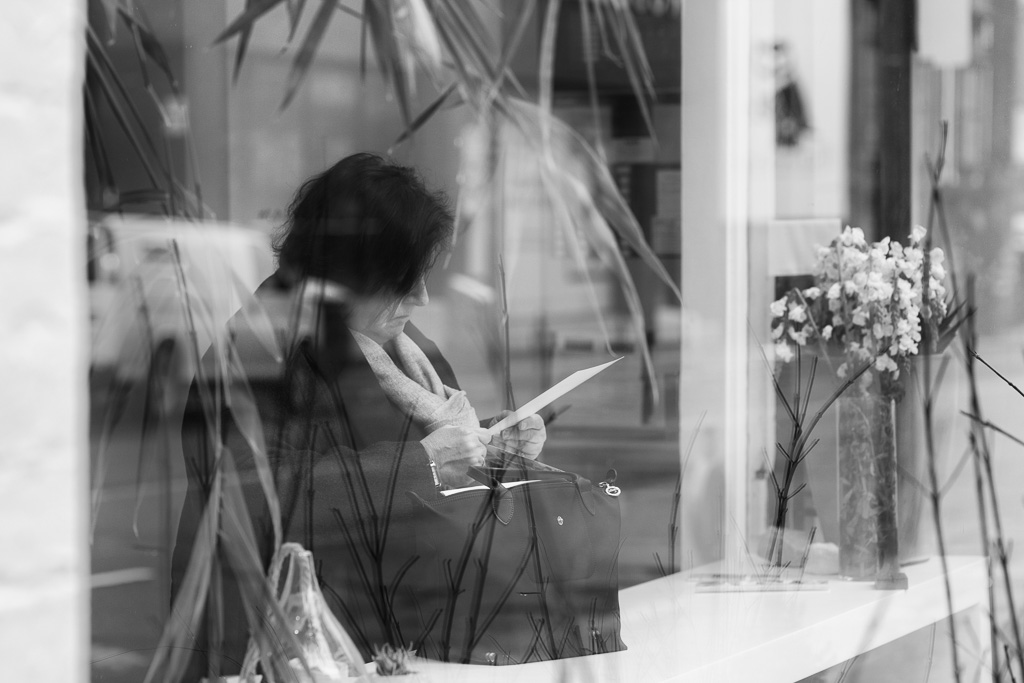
[{"x1": 349, "y1": 277, "x2": 429, "y2": 344}]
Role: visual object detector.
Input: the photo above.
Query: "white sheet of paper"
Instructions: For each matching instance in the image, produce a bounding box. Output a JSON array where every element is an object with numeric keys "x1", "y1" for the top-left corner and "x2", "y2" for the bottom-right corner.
[{"x1": 486, "y1": 357, "x2": 623, "y2": 435}]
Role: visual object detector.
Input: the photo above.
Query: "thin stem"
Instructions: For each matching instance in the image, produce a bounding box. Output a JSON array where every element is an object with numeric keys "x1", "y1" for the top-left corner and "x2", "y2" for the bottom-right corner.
[
  {"x1": 961, "y1": 412, "x2": 1024, "y2": 450},
  {"x1": 962, "y1": 284, "x2": 1024, "y2": 681},
  {"x1": 923, "y1": 331, "x2": 962, "y2": 681},
  {"x1": 970, "y1": 348, "x2": 1024, "y2": 402}
]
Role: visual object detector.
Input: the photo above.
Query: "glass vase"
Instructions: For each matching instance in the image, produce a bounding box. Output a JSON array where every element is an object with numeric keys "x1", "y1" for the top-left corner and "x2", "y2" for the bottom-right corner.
[{"x1": 836, "y1": 393, "x2": 902, "y2": 583}]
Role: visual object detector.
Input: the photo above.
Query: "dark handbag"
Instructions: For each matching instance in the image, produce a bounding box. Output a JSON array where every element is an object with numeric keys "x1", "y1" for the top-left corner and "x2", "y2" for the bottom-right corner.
[{"x1": 405, "y1": 460, "x2": 626, "y2": 665}]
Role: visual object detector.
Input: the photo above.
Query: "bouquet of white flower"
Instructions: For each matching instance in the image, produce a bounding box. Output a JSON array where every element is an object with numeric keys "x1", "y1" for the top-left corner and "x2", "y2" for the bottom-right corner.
[{"x1": 770, "y1": 225, "x2": 949, "y2": 398}]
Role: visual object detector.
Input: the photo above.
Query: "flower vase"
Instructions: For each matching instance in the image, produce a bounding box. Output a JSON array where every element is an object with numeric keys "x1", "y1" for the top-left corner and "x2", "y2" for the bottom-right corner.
[{"x1": 836, "y1": 393, "x2": 907, "y2": 587}]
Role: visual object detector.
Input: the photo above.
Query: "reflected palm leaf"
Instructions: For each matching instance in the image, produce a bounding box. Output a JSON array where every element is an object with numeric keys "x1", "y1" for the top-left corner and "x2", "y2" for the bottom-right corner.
[
  {"x1": 228, "y1": 269, "x2": 285, "y2": 364},
  {"x1": 393, "y1": 0, "x2": 445, "y2": 86},
  {"x1": 176, "y1": 248, "x2": 285, "y2": 554},
  {"x1": 364, "y1": 0, "x2": 413, "y2": 126},
  {"x1": 97, "y1": 0, "x2": 129, "y2": 37},
  {"x1": 281, "y1": 0, "x2": 338, "y2": 110},
  {"x1": 225, "y1": 342, "x2": 284, "y2": 549},
  {"x1": 118, "y1": 8, "x2": 179, "y2": 92},
  {"x1": 89, "y1": 276, "x2": 157, "y2": 539},
  {"x1": 86, "y1": 5, "x2": 203, "y2": 218},
  {"x1": 220, "y1": 451, "x2": 311, "y2": 682},
  {"x1": 393, "y1": 81, "x2": 461, "y2": 145},
  {"x1": 215, "y1": 0, "x2": 289, "y2": 46},
  {"x1": 83, "y1": 87, "x2": 117, "y2": 206},
  {"x1": 86, "y1": 29, "x2": 164, "y2": 189},
  {"x1": 232, "y1": 0, "x2": 258, "y2": 83},
  {"x1": 285, "y1": 0, "x2": 310, "y2": 41},
  {"x1": 465, "y1": 99, "x2": 680, "y2": 400},
  {"x1": 142, "y1": 467, "x2": 221, "y2": 683}
]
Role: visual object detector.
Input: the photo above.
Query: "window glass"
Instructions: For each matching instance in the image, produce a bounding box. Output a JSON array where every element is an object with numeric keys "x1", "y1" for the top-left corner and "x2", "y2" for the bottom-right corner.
[
  {"x1": 87, "y1": 2, "x2": 682, "y2": 679},
  {"x1": 86, "y1": 1, "x2": 1024, "y2": 681}
]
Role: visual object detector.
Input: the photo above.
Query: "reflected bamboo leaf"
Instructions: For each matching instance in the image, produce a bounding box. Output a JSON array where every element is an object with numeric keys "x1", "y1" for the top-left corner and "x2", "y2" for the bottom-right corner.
[
  {"x1": 215, "y1": 0, "x2": 288, "y2": 45},
  {"x1": 285, "y1": 0, "x2": 309, "y2": 41},
  {"x1": 436, "y1": 0, "x2": 498, "y2": 87},
  {"x1": 130, "y1": 338, "x2": 177, "y2": 541},
  {"x1": 281, "y1": 0, "x2": 338, "y2": 111},
  {"x1": 599, "y1": 2, "x2": 654, "y2": 132},
  {"x1": 538, "y1": 0, "x2": 560, "y2": 128},
  {"x1": 480, "y1": 99, "x2": 680, "y2": 399},
  {"x1": 364, "y1": 0, "x2": 413, "y2": 127},
  {"x1": 142, "y1": 468, "x2": 221, "y2": 683},
  {"x1": 119, "y1": 8, "x2": 179, "y2": 92},
  {"x1": 482, "y1": 0, "x2": 536, "y2": 108},
  {"x1": 393, "y1": 82, "x2": 460, "y2": 145},
  {"x1": 394, "y1": 0, "x2": 445, "y2": 85},
  {"x1": 97, "y1": 0, "x2": 125, "y2": 38},
  {"x1": 225, "y1": 342, "x2": 284, "y2": 549},
  {"x1": 90, "y1": 274, "x2": 155, "y2": 538},
  {"x1": 86, "y1": 32, "x2": 165, "y2": 188},
  {"x1": 233, "y1": 0, "x2": 258, "y2": 83},
  {"x1": 228, "y1": 269, "x2": 284, "y2": 364},
  {"x1": 169, "y1": 242, "x2": 227, "y2": 461},
  {"x1": 83, "y1": 87, "x2": 116, "y2": 200},
  {"x1": 220, "y1": 449, "x2": 309, "y2": 682}
]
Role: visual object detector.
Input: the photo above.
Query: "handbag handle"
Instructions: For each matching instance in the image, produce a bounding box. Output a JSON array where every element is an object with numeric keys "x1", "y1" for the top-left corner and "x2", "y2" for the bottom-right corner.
[{"x1": 466, "y1": 466, "x2": 599, "y2": 522}]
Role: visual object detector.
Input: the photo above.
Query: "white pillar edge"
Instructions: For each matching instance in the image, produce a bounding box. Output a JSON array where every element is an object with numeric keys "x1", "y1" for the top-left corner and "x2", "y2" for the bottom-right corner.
[
  {"x1": 0, "y1": 0, "x2": 89, "y2": 680},
  {"x1": 723, "y1": 0, "x2": 752, "y2": 553}
]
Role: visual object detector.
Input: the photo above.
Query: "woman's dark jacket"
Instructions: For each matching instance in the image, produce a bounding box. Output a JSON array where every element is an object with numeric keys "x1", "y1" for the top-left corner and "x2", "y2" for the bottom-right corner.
[{"x1": 170, "y1": 272, "x2": 457, "y2": 674}]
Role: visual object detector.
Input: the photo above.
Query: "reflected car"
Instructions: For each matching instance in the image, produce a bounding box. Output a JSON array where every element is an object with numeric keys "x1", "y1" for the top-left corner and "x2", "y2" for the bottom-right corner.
[{"x1": 88, "y1": 213, "x2": 276, "y2": 409}]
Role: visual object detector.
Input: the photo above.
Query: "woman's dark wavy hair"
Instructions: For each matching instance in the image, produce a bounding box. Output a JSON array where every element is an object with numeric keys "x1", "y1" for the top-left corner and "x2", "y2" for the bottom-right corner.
[{"x1": 274, "y1": 153, "x2": 454, "y2": 298}]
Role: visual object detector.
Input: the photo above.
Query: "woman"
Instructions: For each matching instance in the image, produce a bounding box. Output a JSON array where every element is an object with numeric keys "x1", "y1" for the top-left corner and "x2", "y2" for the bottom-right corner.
[{"x1": 172, "y1": 153, "x2": 545, "y2": 673}]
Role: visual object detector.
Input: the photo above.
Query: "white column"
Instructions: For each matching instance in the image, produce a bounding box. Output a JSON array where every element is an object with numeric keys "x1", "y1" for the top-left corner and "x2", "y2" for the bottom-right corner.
[
  {"x1": 0, "y1": 0, "x2": 88, "y2": 681},
  {"x1": 680, "y1": 0, "x2": 758, "y2": 566}
]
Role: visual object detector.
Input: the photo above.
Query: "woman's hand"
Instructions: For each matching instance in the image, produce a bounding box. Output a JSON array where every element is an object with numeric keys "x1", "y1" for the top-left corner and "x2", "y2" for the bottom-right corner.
[
  {"x1": 421, "y1": 425, "x2": 491, "y2": 488},
  {"x1": 488, "y1": 412, "x2": 546, "y2": 460}
]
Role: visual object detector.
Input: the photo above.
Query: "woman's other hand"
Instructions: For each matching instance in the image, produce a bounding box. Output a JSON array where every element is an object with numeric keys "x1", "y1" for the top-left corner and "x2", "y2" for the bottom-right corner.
[
  {"x1": 421, "y1": 425, "x2": 491, "y2": 488},
  {"x1": 488, "y1": 412, "x2": 546, "y2": 460}
]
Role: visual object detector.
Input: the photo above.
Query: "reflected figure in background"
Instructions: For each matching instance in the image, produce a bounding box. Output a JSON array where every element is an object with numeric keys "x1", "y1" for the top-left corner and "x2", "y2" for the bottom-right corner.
[
  {"x1": 774, "y1": 41, "x2": 811, "y2": 148},
  {"x1": 171, "y1": 153, "x2": 545, "y2": 674}
]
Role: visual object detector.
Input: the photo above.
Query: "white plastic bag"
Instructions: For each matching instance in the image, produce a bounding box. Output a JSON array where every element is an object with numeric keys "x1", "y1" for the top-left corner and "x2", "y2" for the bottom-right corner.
[{"x1": 239, "y1": 543, "x2": 367, "y2": 682}]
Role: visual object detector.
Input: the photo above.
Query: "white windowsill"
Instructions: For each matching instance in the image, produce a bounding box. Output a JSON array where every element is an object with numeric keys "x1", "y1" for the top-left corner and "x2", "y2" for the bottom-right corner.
[{"x1": 402, "y1": 555, "x2": 988, "y2": 682}]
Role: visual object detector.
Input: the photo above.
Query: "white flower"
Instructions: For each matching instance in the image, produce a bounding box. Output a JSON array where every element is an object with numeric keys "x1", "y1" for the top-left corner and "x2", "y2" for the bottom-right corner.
[
  {"x1": 778, "y1": 220, "x2": 950, "y2": 379},
  {"x1": 770, "y1": 296, "x2": 788, "y2": 318},
  {"x1": 775, "y1": 342, "x2": 794, "y2": 363},
  {"x1": 875, "y1": 354, "x2": 898, "y2": 374},
  {"x1": 789, "y1": 328, "x2": 809, "y2": 346},
  {"x1": 898, "y1": 334, "x2": 919, "y2": 355}
]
